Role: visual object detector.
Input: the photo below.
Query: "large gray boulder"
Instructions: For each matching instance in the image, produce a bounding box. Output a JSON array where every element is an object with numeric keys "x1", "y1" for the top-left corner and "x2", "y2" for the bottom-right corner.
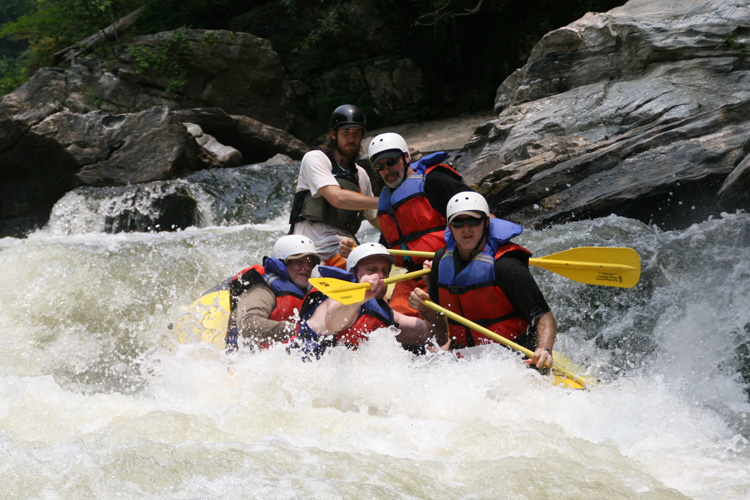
[
  {"x1": 0, "y1": 104, "x2": 208, "y2": 235},
  {"x1": 456, "y1": 0, "x2": 750, "y2": 229},
  {"x1": 0, "y1": 27, "x2": 314, "y2": 237},
  {"x1": 99, "y1": 29, "x2": 307, "y2": 135},
  {"x1": 0, "y1": 96, "x2": 308, "y2": 235},
  {"x1": 173, "y1": 108, "x2": 309, "y2": 163}
]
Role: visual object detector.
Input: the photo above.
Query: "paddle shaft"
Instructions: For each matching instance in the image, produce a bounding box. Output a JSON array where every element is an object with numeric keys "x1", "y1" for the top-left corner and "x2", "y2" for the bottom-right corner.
[
  {"x1": 420, "y1": 299, "x2": 588, "y2": 388},
  {"x1": 388, "y1": 249, "x2": 635, "y2": 269},
  {"x1": 312, "y1": 268, "x2": 430, "y2": 294}
]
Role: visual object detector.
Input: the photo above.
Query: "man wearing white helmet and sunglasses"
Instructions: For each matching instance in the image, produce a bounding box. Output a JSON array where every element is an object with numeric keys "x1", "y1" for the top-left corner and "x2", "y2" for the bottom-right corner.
[
  {"x1": 409, "y1": 192, "x2": 557, "y2": 369},
  {"x1": 290, "y1": 242, "x2": 449, "y2": 360},
  {"x1": 339, "y1": 131, "x2": 473, "y2": 317},
  {"x1": 225, "y1": 235, "x2": 321, "y2": 351}
]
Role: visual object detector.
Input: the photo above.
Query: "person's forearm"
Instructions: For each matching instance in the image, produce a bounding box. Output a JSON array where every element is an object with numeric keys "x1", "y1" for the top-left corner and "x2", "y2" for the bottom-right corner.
[
  {"x1": 535, "y1": 311, "x2": 556, "y2": 351},
  {"x1": 319, "y1": 185, "x2": 378, "y2": 210},
  {"x1": 322, "y1": 303, "x2": 361, "y2": 334},
  {"x1": 236, "y1": 287, "x2": 292, "y2": 343},
  {"x1": 408, "y1": 288, "x2": 450, "y2": 349},
  {"x1": 426, "y1": 313, "x2": 449, "y2": 348}
]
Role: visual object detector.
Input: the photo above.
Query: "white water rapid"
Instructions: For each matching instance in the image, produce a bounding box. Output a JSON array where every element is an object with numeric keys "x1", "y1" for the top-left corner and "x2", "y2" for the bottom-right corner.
[{"x1": 1, "y1": 162, "x2": 748, "y2": 499}]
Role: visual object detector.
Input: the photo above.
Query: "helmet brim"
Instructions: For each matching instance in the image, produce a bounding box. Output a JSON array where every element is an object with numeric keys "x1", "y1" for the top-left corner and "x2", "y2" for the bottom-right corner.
[
  {"x1": 332, "y1": 123, "x2": 366, "y2": 132},
  {"x1": 370, "y1": 149, "x2": 403, "y2": 165},
  {"x1": 286, "y1": 252, "x2": 321, "y2": 264},
  {"x1": 447, "y1": 210, "x2": 484, "y2": 224}
]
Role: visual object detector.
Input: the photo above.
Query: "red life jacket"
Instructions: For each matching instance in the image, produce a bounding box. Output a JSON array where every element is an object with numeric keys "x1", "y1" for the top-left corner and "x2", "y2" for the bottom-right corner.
[
  {"x1": 335, "y1": 298, "x2": 395, "y2": 348},
  {"x1": 377, "y1": 152, "x2": 462, "y2": 269},
  {"x1": 224, "y1": 259, "x2": 307, "y2": 349},
  {"x1": 297, "y1": 266, "x2": 397, "y2": 349},
  {"x1": 436, "y1": 218, "x2": 529, "y2": 348}
]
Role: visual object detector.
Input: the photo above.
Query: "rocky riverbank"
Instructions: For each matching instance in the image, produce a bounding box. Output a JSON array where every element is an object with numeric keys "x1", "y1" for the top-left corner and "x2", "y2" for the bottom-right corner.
[{"x1": 1, "y1": 0, "x2": 748, "y2": 238}]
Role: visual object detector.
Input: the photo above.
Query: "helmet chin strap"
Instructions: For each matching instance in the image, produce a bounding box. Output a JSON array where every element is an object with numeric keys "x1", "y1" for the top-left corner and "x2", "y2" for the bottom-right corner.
[{"x1": 467, "y1": 218, "x2": 490, "y2": 261}]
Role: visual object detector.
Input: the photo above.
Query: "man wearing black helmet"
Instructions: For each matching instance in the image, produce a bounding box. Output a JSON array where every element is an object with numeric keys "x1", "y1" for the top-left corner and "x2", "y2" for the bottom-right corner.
[{"x1": 289, "y1": 104, "x2": 380, "y2": 269}]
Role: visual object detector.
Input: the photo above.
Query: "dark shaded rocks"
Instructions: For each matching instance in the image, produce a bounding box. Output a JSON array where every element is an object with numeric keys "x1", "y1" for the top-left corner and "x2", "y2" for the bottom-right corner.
[
  {"x1": 103, "y1": 183, "x2": 200, "y2": 233},
  {"x1": 718, "y1": 152, "x2": 750, "y2": 210},
  {"x1": 0, "y1": 27, "x2": 319, "y2": 237},
  {"x1": 99, "y1": 29, "x2": 307, "y2": 136}
]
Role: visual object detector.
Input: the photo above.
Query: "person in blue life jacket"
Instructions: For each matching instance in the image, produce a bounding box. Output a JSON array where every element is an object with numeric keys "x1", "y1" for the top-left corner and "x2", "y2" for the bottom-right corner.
[
  {"x1": 408, "y1": 192, "x2": 557, "y2": 369},
  {"x1": 225, "y1": 235, "x2": 321, "y2": 351},
  {"x1": 290, "y1": 242, "x2": 449, "y2": 360},
  {"x1": 288, "y1": 104, "x2": 380, "y2": 269},
  {"x1": 338, "y1": 132, "x2": 475, "y2": 318}
]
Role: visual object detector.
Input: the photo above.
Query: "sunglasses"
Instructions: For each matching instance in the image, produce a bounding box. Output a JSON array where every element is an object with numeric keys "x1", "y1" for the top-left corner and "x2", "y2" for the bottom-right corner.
[
  {"x1": 374, "y1": 157, "x2": 399, "y2": 172},
  {"x1": 449, "y1": 217, "x2": 484, "y2": 228},
  {"x1": 286, "y1": 255, "x2": 319, "y2": 267}
]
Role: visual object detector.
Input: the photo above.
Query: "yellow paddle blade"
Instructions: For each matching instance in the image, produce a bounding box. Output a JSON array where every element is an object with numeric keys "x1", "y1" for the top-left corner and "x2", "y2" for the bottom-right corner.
[
  {"x1": 308, "y1": 276, "x2": 369, "y2": 305},
  {"x1": 421, "y1": 299, "x2": 589, "y2": 389},
  {"x1": 308, "y1": 268, "x2": 430, "y2": 306},
  {"x1": 389, "y1": 246, "x2": 641, "y2": 288},
  {"x1": 529, "y1": 246, "x2": 640, "y2": 288}
]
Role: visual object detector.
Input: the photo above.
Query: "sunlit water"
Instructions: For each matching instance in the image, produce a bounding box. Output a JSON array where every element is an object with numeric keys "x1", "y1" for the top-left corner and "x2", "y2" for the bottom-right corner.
[{"x1": 1, "y1": 162, "x2": 748, "y2": 499}]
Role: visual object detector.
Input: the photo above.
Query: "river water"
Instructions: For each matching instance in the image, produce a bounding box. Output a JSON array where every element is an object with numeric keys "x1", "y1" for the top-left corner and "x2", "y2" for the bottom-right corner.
[{"x1": 1, "y1": 161, "x2": 749, "y2": 499}]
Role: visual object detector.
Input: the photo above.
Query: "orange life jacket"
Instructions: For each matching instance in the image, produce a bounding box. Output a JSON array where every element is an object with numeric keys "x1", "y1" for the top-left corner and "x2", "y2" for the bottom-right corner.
[
  {"x1": 436, "y1": 219, "x2": 529, "y2": 348},
  {"x1": 377, "y1": 152, "x2": 462, "y2": 269}
]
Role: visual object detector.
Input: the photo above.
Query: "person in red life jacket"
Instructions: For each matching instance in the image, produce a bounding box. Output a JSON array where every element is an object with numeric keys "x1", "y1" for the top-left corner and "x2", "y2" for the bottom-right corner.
[
  {"x1": 289, "y1": 243, "x2": 449, "y2": 360},
  {"x1": 339, "y1": 132, "x2": 474, "y2": 317},
  {"x1": 288, "y1": 104, "x2": 380, "y2": 269},
  {"x1": 409, "y1": 192, "x2": 557, "y2": 369},
  {"x1": 225, "y1": 235, "x2": 321, "y2": 351}
]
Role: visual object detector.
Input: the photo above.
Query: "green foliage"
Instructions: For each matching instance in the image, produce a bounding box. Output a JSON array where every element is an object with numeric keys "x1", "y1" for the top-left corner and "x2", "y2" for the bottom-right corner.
[
  {"x1": 719, "y1": 29, "x2": 747, "y2": 69},
  {"x1": 201, "y1": 30, "x2": 217, "y2": 47},
  {"x1": 129, "y1": 27, "x2": 192, "y2": 93},
  {"x1": 0, "y1": 0, "x2": 145, "y2": 67},
  {"x1": 294, "y1": 3, "x2": 349, "y2": 52},
  {"x1": 274, "y1": 0, "x2": 367, "y2": 55},
  {"x1": 0, "y1": 0, "x2": 632, "y2": 116},
  {"x1": 0, "y1": 50, "x2": 31, "y2": 94},
  {"x1": 314, "y1": 65, "x2": 373, "y2": 116},
  {"x1": 720, "y1": 29, "x2": 746, "y2": 53},
  {"x1": 0, "y1": 0, "x2": 32, "y2": 57}
]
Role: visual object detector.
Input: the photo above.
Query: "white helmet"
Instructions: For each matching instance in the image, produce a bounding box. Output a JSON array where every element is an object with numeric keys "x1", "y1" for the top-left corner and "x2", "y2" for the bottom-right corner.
[
  {"x1": 368, "y1": 132, "x2": 409, "y2": 164},
  {"x1": 272, "y1": 235, "x2": 320, "y2": 262},
  {"x1": 445, "y1": 191, "x2": 490, "y2": 223},
  {"x1": 346, "y1": 242, "x2": 396, "y2": 273}
]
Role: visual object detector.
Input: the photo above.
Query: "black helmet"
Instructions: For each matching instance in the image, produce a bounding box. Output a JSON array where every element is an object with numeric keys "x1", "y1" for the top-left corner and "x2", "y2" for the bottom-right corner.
[{"x1": 330, "y1": 104, "x2": 366, "y2": 131}]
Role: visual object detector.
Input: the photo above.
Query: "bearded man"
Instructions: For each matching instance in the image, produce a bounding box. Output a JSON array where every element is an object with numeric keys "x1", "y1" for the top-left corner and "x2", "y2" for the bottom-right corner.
[{"x1": 288, "y1": 104, "x2": 380, "y2": 269}]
